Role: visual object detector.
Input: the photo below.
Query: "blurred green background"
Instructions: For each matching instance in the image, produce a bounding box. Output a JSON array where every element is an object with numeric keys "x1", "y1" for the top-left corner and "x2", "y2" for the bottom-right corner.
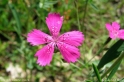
[{"x1": 0, "y1": 0, "x2": 124, "y2": 82}]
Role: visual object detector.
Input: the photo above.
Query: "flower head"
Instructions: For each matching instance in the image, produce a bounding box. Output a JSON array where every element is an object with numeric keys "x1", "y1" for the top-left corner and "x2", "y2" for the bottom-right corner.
[
  {"x1": 27, "y1": 13, "x2": 84, "y2": 66},
  {"x1": 105, "y1": 22, "x2": 124, "y2": 40}
]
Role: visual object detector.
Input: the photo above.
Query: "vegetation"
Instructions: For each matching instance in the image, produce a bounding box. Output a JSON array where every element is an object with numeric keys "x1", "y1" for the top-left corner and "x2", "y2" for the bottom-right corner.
[{"x1": 0, "y1": 0, "x2": 124, "y2": 82}]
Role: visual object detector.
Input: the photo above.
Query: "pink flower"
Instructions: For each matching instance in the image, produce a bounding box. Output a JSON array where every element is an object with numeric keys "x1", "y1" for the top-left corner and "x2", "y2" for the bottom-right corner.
[
  {"x1": 105, "y1": 22, "x2": 124, "y2": 40},
  {"x1": 27, "y1": 13, "x2": 84, "y2": 66}
]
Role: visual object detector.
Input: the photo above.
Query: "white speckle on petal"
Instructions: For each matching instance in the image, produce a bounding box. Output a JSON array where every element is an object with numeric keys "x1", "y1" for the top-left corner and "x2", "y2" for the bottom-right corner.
[
  {"x1": 57, "y1": 21, "x2": 61, "y2": 24},
  {"x1": 52, "y1": 28, "x2": 54, "y2": 32}
]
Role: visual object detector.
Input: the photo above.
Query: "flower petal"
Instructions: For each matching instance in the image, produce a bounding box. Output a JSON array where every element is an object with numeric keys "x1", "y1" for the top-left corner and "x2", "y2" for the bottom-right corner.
[
  {"x1": 46, "y1": 13, "x2": 63, "y2": 36},
  {"x1": 35, "y1": 43, "x2": 55, "y2": 66},
  {"x1": 57, "y1": 42, "x2": 80, "y2": 63},
  {"x1": 58, "y1": 31, "x2": 84, "y2": 47},
  {"x1": 118, "y1": 30, "x2": 124, "y2": 39},
  {"x1": 109, "y1": 32, "x2": 116, "y2": 39},
  {"x1": 112, "y1": 22, "x2": 120, "y2": 30},
  {"x1": 27, "y1": 29, "x2": 53, "y2": 46},
  {"x1": 106, "y1": 22, "x2": 120, "y2": 39},
  {"x1": 105, "y1": 23, "x2": 113, "y2": 31}
]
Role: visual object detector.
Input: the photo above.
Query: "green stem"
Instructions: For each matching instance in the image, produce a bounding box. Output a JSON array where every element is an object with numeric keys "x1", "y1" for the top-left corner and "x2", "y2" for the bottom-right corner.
[
  {"x1": 30, "y1": 70, "x2": 33, "y2": 81},
  {"x1": 82, "y1": 0, "x2": 89, "y2": 34},
  {"x1": 101, "y1": 51, "x2": 124, "y2": 79},
  {"x1": 92, "y1": 64, "x2": 102, "y2": 82},
  {"x1": 74, "y1": 0, "x2": 81, "y2": 31},
  {"x1": 81, "y1": 0, "x2": 89, "y2": 59}
]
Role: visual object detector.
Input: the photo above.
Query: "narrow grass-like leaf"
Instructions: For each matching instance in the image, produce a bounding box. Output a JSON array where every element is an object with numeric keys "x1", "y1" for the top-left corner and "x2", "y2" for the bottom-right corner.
[
  {"x1": 117, "y1": 40, "x2": 124, "y2": 51},
  {"x1": 89, "y1": 3, "x2": 98, "y2": 11},
  {"x1": 85, "y1": 80, "x2": 92, "y2": 82},
  {"x1": 96, "y1": 37, "x2": 111, "y2": 56},
  {"x1": 70, "y1": 63, "x2": 82, "y2": 71},
  {"x1": 92, "y1": 63, "x2": 102, "y2": 82},
  {"x1": 8, "y1": 3, "x2": 21, "y2": 35},
  {"x1": 0, "y1": 31, "x2": 11, "y2": 40},
  {"x1": 103, "y1": 37, "x2": 111, "y2": 46},
  {"x1": 97, "y1": 40, "x2": 124, "y2": 69},
  {"x1": 101, "y1": 52, "x2": 124, "y2": 79},
  {"x1": 107, "y1": 58, "x2": 122, "y2": 80},
  {"x1": 118, "y1": 78, "x2": 124, "y2": 82},
  {"x1": 88, "y1": 0, "x2": 98, "y2": 11},
  {"x1": 43, "y1": 1, "x2": 58, "y2": 9}
]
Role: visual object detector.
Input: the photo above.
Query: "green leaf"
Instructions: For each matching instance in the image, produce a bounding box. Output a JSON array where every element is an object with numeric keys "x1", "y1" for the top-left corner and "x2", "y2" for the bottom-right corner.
[
  {"x1": 70, "y1": 63, "x2": 82, "y2": 71},
  {"x1": 27, "y1": 60, "x2": 34, "y2": 69},
  {"x1": 92, "y1": 63, "x2": 102, "y2": 82},
  {"x1": 101, "y1": 52, "x2": 124, "y2": 79},
  {"x1": 96, "y1": 37, "x2": 111, "y2": 56},
  {"x1": 117, "y1": 41, "x2": 124, "y2": 51},
  {"x1": 88, "y1": 0, "x2": 98, "y2": 11},
  {"x1": 118, "y1": 78, "x2": 124, "y2": 82},
  {"x1": 107, "y1": 57, "x2": 122, "y2": 80},
  {"x1": 97, "y1": 40, "x2": 124, "y2": 69},
  {"x1": 85, "y1": 80, "x2": 92, "y2": 82},
  {"x1": 89, "y1": 3, "x2": 98, "y2": 11},
  {"x1": 42, "y1": 0, "x2": 58, "y2": 9},
  {"x1": 8, "y1": 3, "x2": 22, "y2": 35},
  {"x1": 103, "y1": 37, "x2": 111, "y2": 46}
]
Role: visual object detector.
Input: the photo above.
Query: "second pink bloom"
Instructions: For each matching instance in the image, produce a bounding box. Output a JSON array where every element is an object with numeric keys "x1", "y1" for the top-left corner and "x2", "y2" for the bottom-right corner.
[{"x1": 106, "y1": 22, "x2": 124, "y2": 40}]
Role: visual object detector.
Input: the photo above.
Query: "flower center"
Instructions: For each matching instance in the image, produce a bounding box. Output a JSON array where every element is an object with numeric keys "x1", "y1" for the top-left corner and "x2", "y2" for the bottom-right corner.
[
  {"x1": 112, "y1": 30, "x2": 118, "y2": 38},
  {"x1": 52, "y1": 36, "x2": 59, "y2": 43}
]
